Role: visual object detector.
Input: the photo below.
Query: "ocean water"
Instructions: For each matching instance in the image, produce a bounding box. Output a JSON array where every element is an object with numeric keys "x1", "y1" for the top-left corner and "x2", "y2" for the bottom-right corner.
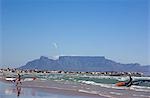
[
  {"x1": 36, "y1": 73, "x2": 150, "y2": 97},
  {"x1": 36, "y1": 73, "x2": 150, "y2": 88},
  {"x1": 16, "y1": 73, "x2": 149, "y2": 93}
]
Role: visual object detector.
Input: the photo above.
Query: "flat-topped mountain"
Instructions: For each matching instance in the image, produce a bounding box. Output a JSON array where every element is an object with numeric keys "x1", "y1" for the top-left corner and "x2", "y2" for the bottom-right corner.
[{"x1": 19, "y1": 56, "x2": 150, "y2": 75}]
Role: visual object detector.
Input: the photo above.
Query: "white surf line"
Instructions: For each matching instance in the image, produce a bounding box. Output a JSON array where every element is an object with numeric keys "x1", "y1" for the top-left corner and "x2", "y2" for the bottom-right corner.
[
  {"x1": 109, "y1": 92, "x2": 123, "y2": 96},
  {"x1": 98, "y1": 93, "x2": 115, "y2": 98},
  {"x1": 130, "y1": 86, "x2": 150, "y2": 93},
  {"x1": 78, "y1": 89, "x2": 98, "y2": 95},
  {"x1": 133, "y1": 94, "x2": 150, "y2": 98}
]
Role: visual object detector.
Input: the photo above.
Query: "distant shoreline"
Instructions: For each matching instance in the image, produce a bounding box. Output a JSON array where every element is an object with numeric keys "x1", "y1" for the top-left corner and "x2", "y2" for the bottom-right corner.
[{"x1": 0, "y1": 68, "x2": 144, "y2": 77}]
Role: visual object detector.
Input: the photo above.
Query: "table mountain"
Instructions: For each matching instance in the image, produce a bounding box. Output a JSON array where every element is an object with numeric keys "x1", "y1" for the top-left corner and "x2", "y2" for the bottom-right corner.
[{"x1": 19, "y1": 56, "x2": 150, "y2": 75}]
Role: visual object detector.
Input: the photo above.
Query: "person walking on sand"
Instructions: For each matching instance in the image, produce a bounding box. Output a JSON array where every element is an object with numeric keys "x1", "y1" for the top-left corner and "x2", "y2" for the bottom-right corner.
[{"x1": 16, "y1": 73, "x2": 22, "y2": 86}]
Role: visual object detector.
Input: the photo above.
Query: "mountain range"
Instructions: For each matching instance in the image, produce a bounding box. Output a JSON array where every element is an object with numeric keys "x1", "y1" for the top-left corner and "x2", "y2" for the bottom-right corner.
[{"x1": 19, "y1": 56, "x2": 150, "y2": 75}]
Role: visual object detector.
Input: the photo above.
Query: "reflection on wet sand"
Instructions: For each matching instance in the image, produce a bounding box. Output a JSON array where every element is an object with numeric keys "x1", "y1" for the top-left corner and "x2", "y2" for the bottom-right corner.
[
  {"x1": 16, "y1": 86, "x2": 21, "y2": 97},
  {"x1": 3, "y1": 85, "x2": 37, "y2": 98}
]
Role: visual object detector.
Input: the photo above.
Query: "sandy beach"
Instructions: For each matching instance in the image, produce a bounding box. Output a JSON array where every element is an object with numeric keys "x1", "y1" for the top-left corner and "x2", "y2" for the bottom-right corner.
[
  {"x1": 1, "y1": 77, "x2": 150, "y2": 98},
  {"x1": 0, "y1": 78, "x2": 106, "y2": 98}
]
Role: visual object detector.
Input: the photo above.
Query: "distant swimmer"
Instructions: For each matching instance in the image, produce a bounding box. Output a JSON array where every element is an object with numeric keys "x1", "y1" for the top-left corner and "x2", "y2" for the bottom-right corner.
[{"x1": 116, "y1": 75, "x2": 133, "y2": 87}]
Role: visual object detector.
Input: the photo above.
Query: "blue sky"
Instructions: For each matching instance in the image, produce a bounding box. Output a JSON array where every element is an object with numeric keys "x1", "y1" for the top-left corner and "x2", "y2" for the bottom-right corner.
[{"x1": 1, "y1": 0, "x2": 149, "y2": 68}]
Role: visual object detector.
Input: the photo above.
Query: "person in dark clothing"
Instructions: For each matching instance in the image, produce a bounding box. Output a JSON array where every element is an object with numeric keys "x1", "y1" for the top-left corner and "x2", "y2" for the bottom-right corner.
[
  {"x1": 125, "y1": 75, "x2": 133, "y2": 87},
  {"x1": 16, "y1": 86, "x2": 21, "y2": 97},
  {"x1": 116, "y1": 75, "x2": 133, "y2": 87},
  {"x1": 16, "y1": 73, "x2": 22, "y2": 86}
]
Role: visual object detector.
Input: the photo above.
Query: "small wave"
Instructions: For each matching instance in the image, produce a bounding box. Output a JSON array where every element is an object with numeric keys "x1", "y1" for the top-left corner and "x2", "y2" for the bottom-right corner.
[
  {"x1": 132, "y1": 85, "x2": 150, "y2": 89},
  {"x1": 133, "y1": 94, "x2": 150, "y2": 98},
  {"x1": 79, "y1": 75, "x2": 150, "y2": 81},
  {"x1": 78, "y1": 89, "x2": 98, "y2": 94},
  {"x1": 78, "y1": 80, "x2": 150, "y2": 92},
  {"x1": 79, "y1": 75, "x2": 128, "y2": 81},
  {"x1": 109, "y1": 92, "x2": 123, "y2": 95},
  {"x1": 130, "y1": 85, "x2": 150, "y2": 92},
  {"x1": 79, "y1": 80, "x2": 126, "y2": 89}
]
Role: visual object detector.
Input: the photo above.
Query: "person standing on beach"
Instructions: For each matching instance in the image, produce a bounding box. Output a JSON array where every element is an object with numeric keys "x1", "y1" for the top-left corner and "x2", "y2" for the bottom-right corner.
[{"x1": 16, "y1": 73, "x2": 22, "y2": 86}]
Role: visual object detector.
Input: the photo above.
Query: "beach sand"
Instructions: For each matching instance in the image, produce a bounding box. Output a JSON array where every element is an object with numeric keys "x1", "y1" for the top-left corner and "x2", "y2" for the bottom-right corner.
[
  {"x1": 0, "y1": 78, "x2": 105, "y2": 98},
  {"x1": 0, "y1": 78, "x2": 150, "y2": 98}
]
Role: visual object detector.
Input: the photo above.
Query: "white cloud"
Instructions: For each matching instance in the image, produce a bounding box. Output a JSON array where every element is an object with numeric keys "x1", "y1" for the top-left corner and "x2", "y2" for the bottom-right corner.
[{"x1": 52, "y1": 42, "x2": 58, "y2": 49}]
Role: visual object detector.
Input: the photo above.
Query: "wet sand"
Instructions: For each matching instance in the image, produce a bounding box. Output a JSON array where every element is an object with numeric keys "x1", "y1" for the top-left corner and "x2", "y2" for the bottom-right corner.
[
  {"x1": 21, "y1": 80, "x2": 150, "y2": 98},
  {"x1": 0, "y1": 78, "x2": 106, "y2": 98}
]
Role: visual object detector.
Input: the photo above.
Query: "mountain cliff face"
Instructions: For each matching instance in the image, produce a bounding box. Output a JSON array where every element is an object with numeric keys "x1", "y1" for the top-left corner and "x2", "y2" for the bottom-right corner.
[{"x1": 19, "y1": 56, "x2": 150, "y2": 74}]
